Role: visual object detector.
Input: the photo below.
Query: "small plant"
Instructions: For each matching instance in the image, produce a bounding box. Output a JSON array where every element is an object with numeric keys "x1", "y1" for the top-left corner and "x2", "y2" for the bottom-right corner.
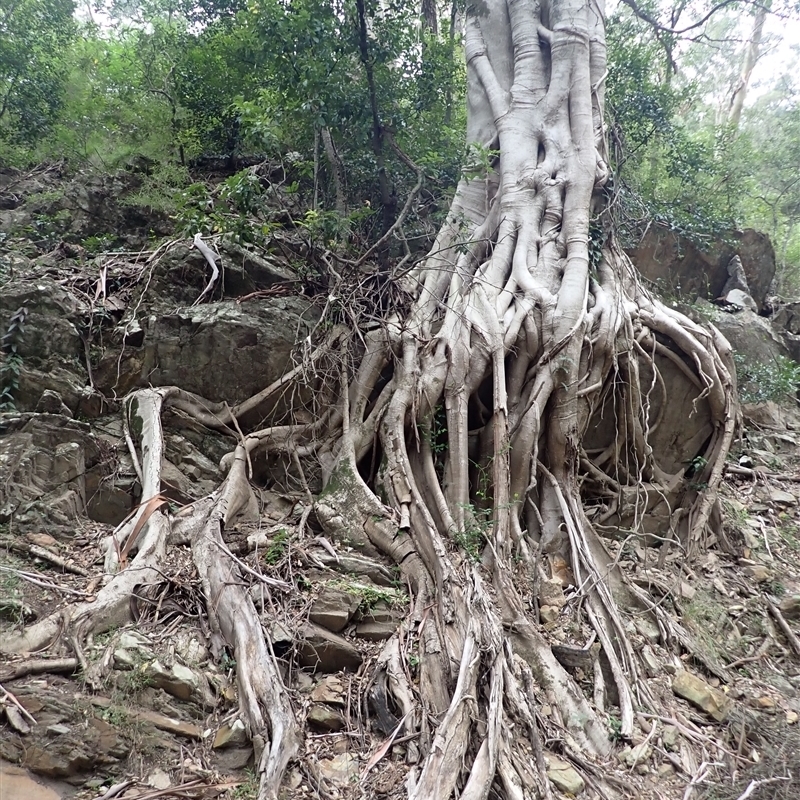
[
  {"x1": 263, "y1": 528, "x2": 290, "y2": 565},
  {"x1": 0, "y1": 306, "x2": 27, "y2": 410},
  {"x1": 454, "y1": 504, "x2": 492, "y2": 561},
  {"x1": 608, "y1": 715, "x2": 624, "y2": 741},
  {"x1": 228, "y1": 769, "x2": 258, "y2": 799},
  {"x1": 734, "y1": 353, "x2": 800, "y2": 404}
]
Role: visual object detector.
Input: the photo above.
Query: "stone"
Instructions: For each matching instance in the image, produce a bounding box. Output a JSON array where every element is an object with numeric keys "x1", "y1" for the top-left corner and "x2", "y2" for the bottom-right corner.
[
  {"x1": 102, "y1": 296, "x2": 318, "y2": 407},
  {"x1": 309, "y1": 586, "x2": 361, "y2": 633},
  {"x1": 145, "y1": 660, "x2": 205, "y2": 702},
  {"x1": 680, "y1": 582, "x2": 696, "y2": 601},
  {"x1": 0, "y1": 761, "x2": 61, "y2": 800},
  {"x1": 310, "y1": 676, "x2": 346, "y2": 705},
  {"x1": 545, "y1": 754, "x2": 585, "y2": 795},
  {"x1": 787, "y1": 710, "x2": 798, "y2": 724},
  {"x1": 658, "y1": 763, "x2": 675, "y2": 777},
  {"x1": 296, "y1": 624, "x2": 362, "y2": 672},
  {"x1": 355, "y1": 621, "x2": 397, "y2": 641},
  {"x1": 662, "y1": 726, "x2": 679, "y2": 752},
  {"x1": 622, "y1": 742, "x2": 651, "y2": 767},
  {"x1": 214, "y1": 746, "x2": 254, "y2": 772},
  {"x1": 213, "y1": 719, "x2": 249, "y2": 749},
  {"x1": 780, "y1": 596, "x2": 800, "y2": 620},
  {"x1": 756, "y1": 696, "x2": 776, "y2": 710},
  {"x1": 539, "y1": 577, "x2": 566, "y2": 609},
  {"x1": 45, "y1": 724, "x2": 71, "y2": 736},
  {"x1": 317, "y1": 753, "x2": 359, "y2": 788},
  {"x1": 307, "y1": 704, "x2": 346, "y2": 732},
  {"x1": 35, "y1": 390, "x2": 72, "y2": 417},
  {"x1": 628, "y1": 227, "x2": 775, "y2": 312},
  {"x1": 768, "y1": 489, "x2": 796, "y2": 506},
  {"x1": 672, "y1": 671, "x2": 733, "y2": 722},
  {"x1": 744, "y1": 565, "x2": 770, "y2": 583},
  {"x1": 635, "y1": 618, "x2": 661, "y2": 644},
  {"x1": 540, "y1": 605, "x2": 559, "y2": 624},
  {"x1": 147, "y1": 768, "x2": 171, "y2": 789}
]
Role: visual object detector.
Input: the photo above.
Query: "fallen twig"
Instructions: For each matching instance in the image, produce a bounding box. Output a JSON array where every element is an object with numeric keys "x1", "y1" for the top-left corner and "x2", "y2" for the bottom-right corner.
[
  {"x1": 734, "y1": 775, "x2": 792, "y2": 800},
  {"x1": 0, "y1": 681, "x2": 37, "y2": 724},
  {"x1": 0, "y1": 565, "x2": 90, "y2": 597},
  {"x1": 15, "y1": 542, "x2": 91, "y2": 577},
  {"x1": 765, "y1": 595, "x2": 800, "y2": 658}
]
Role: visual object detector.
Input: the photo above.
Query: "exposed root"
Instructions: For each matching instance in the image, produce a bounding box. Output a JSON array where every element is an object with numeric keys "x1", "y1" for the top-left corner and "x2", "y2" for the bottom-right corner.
[{"x1": 0, "y1": 0, "x2": 740, "y2": 795}]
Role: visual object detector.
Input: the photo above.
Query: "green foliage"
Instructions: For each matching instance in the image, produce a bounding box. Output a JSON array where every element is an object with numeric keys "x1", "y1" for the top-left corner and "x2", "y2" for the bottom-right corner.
[
  {"x1": 733, "y1": 353, "x2": 800, "y2": 404},
  {"x1": 0, "y1": 0, "x2": 77, "y2": 155},
  {"x1": 0, "y1": 306, "x2": 26, "y2": 410}
]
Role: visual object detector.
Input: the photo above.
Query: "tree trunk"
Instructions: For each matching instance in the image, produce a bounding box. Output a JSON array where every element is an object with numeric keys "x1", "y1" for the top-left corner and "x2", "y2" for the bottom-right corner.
[
  {"x1": 0, "y1": 0, "x2": 738, "y2": 796},
  {"x1": 727, "y1": 1, "x2": 769, "y2": 132}
]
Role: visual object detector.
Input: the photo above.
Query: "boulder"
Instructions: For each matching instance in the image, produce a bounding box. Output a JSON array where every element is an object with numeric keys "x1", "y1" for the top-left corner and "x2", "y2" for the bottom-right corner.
[
  {"x1": 629, "y1": 227, "x2": 775, "y2": 312},
  {"x1": 95, "y1": 296, "x2": 317, "y2": 407}
]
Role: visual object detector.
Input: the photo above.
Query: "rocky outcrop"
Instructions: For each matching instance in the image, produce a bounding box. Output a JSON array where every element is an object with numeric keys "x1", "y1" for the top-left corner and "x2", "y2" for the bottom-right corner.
[{"x1": 629, "y1": 227, "x2": 775, "y2": 312}]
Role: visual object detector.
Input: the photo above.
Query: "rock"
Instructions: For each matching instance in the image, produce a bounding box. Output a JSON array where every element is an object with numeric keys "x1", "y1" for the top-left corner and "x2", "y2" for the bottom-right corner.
[
  {"x1": 742, "y1": 401, "x2": 789, "y2": 430},
  {"x1": 355, "y1": 621, "x2": 397, "y2": 641},
  {"x1": 145, "y1": 660, "x2": 208, "y2": 703},
  {"x1": 310, "y1": 676, "x2": 346, "y2": 705},
  {"x1": 787, "y1": 710, "x2": 798, "y2": 724},
  {"x1": 545, "y1": 754, "x2": 585, "y2": 795},
  {"x1": 100, "y1": 296, "x2": 318, "y2": 407},
  {"x1": 744, "y1": 565, "x2": 770, "y2": 583},
  {"x1": 296, "y1": 624, "x2": 362, "y2": 672},
  {"x1": 540, "y1": 605, "x2": 560, "y2": 624},
  {"x1": 628, "y1": 227, "x2": 775, "y2": 312},
  {"x1": 214, "y1": 746, "x2": 254, "y2": 772},
  {"x1": 147, "y1": 768, "x2": 171, "y2": 789},
  {"x1": 768, "y1": 488, "x2": 796, "y2": 506},
  {"x1": 45, "y1": 724, "x2": 71, "y2": 736},
  {"x1": 213, "y1": 719, "x2": 249, "y2": 749},
  {"x1": 658, "y1": 763, "x2": 675, "y2": 777},
  {"x1": 35, "y1": 390, "x2": 72, "y2": 417},
  {"x1": 307, "y1": 704, "x2": 346, "y2": 731},
  {"x1": 4, "y1": 716, "x2": 128, "y2": 779},
  {"x1": 0, "y1": 762, "x2": 61, "y2": 800},
  {"x1": 662, "y1": 726, "x2": 679, "y2": 752},
  {"x1": 622, "y1": 742, "x2": 651, "y2": 767},
  {"x1": 780, "y1": 596, "x2": 800, "y2": 620},
  {"x1": 539, "y1": 577, "x2": 566, "y2": 609},
  {"x1": 309, "y1": 586, "x2": 361, "y2": 633},
  {"x1": 317, "y1": 753, "x2": 359, "y2": 788},
  {"x1": 672, "y1": 670, "x2": 733, "y2": 722},
  {"x1": 635, "y1": 618, "x2": 661, "y2": 644},
  {"x1": 680, "y1": 582, "x2": 696, "y2": 601}
]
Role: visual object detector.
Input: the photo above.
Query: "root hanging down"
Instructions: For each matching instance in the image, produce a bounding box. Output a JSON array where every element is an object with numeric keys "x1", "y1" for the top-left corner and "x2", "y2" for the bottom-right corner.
[{"x1": 0, "y1": 0, "x2": 739, "y2": 796}]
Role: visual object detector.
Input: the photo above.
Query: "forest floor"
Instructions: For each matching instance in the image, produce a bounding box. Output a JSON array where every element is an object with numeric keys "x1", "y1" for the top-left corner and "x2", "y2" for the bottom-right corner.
[{"x1": 3, "y1": 404, "x2": 800, "y2": 800}]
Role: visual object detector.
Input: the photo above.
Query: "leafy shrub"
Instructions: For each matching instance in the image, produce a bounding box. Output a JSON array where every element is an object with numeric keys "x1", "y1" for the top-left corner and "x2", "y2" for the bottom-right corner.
[{"x1": 734, "y1": 353, "x2": 800, "y2": 404}]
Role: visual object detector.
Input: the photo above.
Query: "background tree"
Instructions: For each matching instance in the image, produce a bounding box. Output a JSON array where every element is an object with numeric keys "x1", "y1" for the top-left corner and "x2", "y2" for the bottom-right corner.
[{"x1": 0, "y1": 0, "x2": 77, "y2": 158}]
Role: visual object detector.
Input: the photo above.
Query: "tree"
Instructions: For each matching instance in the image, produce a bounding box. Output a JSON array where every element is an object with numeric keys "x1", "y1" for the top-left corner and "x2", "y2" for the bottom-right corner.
[
  {"x1": 0, "y1": 0, "x2": 76, "y2": 153},
  {"x1": 0, "y1": 0, "x2": 738, "y2": 797}
]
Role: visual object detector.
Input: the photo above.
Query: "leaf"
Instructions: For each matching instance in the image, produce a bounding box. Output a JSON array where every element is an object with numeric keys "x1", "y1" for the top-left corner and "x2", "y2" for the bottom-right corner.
[
  {"x1": 361, "y1": 711, "x2": 410, "y2": 779},
  {"x1": 118, "y1": 494, "x2": 170, "y2": 567}
]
